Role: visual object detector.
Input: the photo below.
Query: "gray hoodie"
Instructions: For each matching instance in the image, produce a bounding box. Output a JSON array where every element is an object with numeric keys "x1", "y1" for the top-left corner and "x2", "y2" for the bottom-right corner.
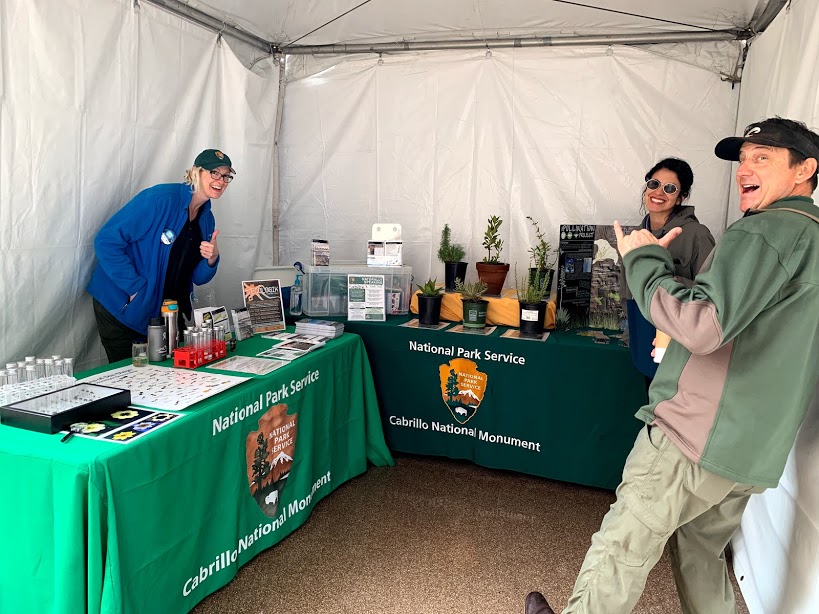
[{"x1": 622, "y1": 206, "x2": 715, "y2": 300}]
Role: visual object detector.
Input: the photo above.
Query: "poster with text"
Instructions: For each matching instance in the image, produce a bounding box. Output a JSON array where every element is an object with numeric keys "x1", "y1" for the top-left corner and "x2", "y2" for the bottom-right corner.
[
  {"x1": 556, "y1": 225, "x2": 635, "y2": 330},
  {"x1": 347, "y1": 275, "x2": 385, "y2": 321},
  {"x1": 556, "y1": 225, "x2": 595, "y2": 328},
  {"x1": 242, "y1": 279, "x2": 286, "y2": 333}
]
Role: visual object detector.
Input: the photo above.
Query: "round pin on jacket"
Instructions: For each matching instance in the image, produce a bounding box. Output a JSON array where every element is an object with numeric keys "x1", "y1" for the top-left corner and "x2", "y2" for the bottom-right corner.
[{"x1": 160, "y1": 229, "x2": 176, "y2": 245}]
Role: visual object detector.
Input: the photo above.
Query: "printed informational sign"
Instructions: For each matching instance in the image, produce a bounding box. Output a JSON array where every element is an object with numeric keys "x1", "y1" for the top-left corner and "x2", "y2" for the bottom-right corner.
[
  {"x1": 556, "y1": 225, "x2": 595, "y2": 328},
  {"x1": 556, "y1": 224, "x2": 635, "y2": 329},
  {"x1": 242, "y1": 279, "x2": 286, "y2": 333},
  {"x1": 347, "y1": 274, "x2": 386, "y2": 321}
]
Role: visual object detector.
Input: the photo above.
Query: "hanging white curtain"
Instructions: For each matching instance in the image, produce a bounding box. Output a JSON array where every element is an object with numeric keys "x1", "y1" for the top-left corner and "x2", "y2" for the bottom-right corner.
[
  {"x1": 279, "y1": 45, "x2": 737, "y2": 283},
  {"x1": 0, "y1": 0, "x2": 279, "y2": 370},
  {"x1": 728, "y1": 2, "x2": 819, "y2": 613}
]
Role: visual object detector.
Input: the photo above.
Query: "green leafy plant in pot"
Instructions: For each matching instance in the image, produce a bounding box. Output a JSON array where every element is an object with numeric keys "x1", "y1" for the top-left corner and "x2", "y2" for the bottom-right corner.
[
  {"x1": 455, "y1": 278, "x2": 488, "y2": 329},
  {"x1": 416, "y1": 279, "x2": 444, "y2": 325},
  {"x1": 437, "y1": 224, "x2": 467, "y2": 292},
  {"x1": 525, "y1": 215, "x2": 556, "y2": 295},
  {"x1": 475, "y1": 215, "x2": 509, "y2": 295},
  {"x1": 514, "y1": 264, "x2": 550, "y2": 337}
]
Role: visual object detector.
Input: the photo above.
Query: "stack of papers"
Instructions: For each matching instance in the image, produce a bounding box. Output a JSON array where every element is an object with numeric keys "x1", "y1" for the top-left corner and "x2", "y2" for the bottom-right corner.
[
  {"x1": 295, "y1": 319, "x2": 344, "y2": 339},
  {"x1": 257, "y1": 339, "x2": 326, "y2": 361}
]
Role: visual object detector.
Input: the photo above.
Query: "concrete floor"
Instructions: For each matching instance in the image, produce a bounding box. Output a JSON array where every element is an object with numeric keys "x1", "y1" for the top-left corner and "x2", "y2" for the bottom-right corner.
[{"x1": 193, "y1": 455, "x2": 749, "y2": 614}]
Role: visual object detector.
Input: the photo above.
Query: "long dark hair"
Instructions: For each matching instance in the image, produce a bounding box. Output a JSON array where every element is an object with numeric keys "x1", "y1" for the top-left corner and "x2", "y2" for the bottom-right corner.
[{"x1": 640, "y1": 157, "x2": 694, "y2": 220}]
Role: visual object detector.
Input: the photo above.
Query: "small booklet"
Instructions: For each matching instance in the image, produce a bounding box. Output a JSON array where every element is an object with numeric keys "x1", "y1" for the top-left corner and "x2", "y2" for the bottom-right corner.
[
  {"x1": 231, "y1": 308, "x2": 255, "y2": 341},
  {"x1": 311, "y1": 239, "x2": 330, "y2": 266},
  {"x1": 257, "y1": 347, "x2": 307, "y2": 361},
  {"x1": 275, "y1": 340, "x2": 325, "y2": 353}
]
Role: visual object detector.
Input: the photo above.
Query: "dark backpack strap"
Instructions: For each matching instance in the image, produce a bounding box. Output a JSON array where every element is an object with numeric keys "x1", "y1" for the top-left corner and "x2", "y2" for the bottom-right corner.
[{"x1": 766, "y1": 207, "x2": 819, "y2": 224}]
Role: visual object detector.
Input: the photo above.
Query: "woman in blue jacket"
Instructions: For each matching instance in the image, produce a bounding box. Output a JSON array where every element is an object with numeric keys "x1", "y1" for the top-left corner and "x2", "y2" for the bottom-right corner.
[
  {"x1": 624, "y1": 157, "x2": 715, "y2": 384},
  {"x1": 87, "y1": 149, "x2": 235, "y2": 362}
]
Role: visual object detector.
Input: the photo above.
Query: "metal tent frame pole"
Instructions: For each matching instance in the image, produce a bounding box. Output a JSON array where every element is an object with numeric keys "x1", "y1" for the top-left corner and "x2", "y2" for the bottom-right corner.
[
  {"x1": 142, "y1": 0, "x2": 276, "y2": 54},
  {"x1": 282, "y1": 30, "x2": 749, "y2": 55}
]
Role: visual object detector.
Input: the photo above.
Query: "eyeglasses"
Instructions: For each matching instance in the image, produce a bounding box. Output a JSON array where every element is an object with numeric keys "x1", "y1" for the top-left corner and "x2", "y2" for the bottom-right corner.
[
  {"x1": 208, "y1": 169, "x2": 234, "y2": 183},
  {"x1": 645, "y1": 179, "x2": 678, "y2": 194}
]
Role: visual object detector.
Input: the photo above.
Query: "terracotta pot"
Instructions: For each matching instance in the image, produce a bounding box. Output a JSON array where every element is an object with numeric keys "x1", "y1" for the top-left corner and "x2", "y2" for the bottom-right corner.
[{"x1": 475, "y1": 262, "x2": 509, "y2": 295}]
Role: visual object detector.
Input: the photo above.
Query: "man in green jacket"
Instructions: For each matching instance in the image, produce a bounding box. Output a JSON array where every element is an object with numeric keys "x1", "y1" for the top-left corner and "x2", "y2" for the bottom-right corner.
[{"x1": 526, "y1": 117, "x2": 819, "y2": 614}]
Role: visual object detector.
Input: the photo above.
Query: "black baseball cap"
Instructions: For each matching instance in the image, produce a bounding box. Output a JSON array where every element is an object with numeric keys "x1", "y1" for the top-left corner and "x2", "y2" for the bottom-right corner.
[{"x1": 715, "y1": 119, "x2": 819, "y2": 162}]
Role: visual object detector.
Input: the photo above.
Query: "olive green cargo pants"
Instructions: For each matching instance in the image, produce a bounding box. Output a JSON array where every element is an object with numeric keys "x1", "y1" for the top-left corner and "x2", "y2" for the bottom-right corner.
[{"x1": 563, "y1": 425, "x2": 764, "y2": 614}]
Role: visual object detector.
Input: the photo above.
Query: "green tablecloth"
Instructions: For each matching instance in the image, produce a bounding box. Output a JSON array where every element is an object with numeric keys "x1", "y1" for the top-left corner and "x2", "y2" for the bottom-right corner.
[
  {"x1": 0, "y1": 333, "x2": 393, "y2": 613},
  {"x1": 343, "y1": 318, "x2": 647, "y2": 490}
]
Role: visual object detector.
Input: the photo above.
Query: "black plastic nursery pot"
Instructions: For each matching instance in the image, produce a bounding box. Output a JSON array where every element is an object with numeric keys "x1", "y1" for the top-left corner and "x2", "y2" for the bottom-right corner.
[
  {"x1": 518, "y1": 301, "x2": 547, "y2": 337},
  {"x1": 418, "y1": 295, "x2": 443, "y2": 325},
  {"x1": 528, "y1": 268, "x2": 554, "y2": 295},
  {"x1": 444, "y1": 262, "x2": 468, "y2": 291},
  {"x1": 462, "y1": 299, "x2": 488, "y2": 329}
]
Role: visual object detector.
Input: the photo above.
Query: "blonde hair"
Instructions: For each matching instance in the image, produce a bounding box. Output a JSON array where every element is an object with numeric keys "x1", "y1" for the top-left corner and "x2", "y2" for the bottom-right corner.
[{"x1": 184, "y1": 166, "x2": 203, "y2": 193}]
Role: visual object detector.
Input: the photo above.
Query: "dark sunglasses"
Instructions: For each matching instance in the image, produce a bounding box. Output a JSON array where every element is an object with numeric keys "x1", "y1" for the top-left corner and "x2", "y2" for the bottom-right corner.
[{"x1": 645, "y1": 179, "x2": 679, "y2": 194}]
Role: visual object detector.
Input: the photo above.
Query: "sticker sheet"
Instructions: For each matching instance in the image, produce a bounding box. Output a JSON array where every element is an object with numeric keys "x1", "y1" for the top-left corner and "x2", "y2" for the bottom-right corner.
[
  {"x1": 82, "y1": 365, "x2": 248, "y2": 410},
  {"x1": 69, "y1": 408, "x2": 183, "y2": 444}
]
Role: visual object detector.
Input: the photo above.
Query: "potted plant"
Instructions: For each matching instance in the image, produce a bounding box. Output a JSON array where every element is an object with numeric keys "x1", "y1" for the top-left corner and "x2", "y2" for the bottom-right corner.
[
  {"x1": 514, "y1": 264, "x2": 550, "y2": 337},
  {"x1": 475, "y1": 215, "x2": 509, "y2": 295},
  {"x1": 437, "y1": 224, "x2": 467, "y2": 291},
  {"x1": 455, "y1": 278, "x2": 488, "y2": 329},
  {"x1": 416, "y1": 279, "x2": 444, "y2": 325},
  {"x1": 525, "y1": 215, "x2": 556, "y2": 294}
]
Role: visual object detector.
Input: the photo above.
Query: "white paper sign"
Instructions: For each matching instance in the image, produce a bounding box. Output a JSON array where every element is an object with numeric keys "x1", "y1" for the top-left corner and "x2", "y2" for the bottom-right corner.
[{"x1": 347, "y1": 274, "x2": 386, "y2": 321}]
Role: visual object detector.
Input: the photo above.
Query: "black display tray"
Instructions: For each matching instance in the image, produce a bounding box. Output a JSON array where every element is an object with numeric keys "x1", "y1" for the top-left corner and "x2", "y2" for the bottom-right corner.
[{"x1": 0, "y1": 383, "x2": 131, "y2": 434}]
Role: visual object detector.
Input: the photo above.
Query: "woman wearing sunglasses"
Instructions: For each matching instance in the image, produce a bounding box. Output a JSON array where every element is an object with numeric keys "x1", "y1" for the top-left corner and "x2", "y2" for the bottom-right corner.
[
  {"x1": 624, "y1": 157, "x2": 715, "y2": 384},
  {"x1": 86, "y1": 149, "x2": 235, "y2": 363}
]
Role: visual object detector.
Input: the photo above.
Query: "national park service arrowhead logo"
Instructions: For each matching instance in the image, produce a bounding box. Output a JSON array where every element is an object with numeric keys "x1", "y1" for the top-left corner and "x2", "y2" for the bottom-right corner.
[
  {"x1": 439, "y1": 358, "x2": 487, "y2": 424},
  {"x1": 246, "y1": 404, "x2": 297, "y2": 518}
]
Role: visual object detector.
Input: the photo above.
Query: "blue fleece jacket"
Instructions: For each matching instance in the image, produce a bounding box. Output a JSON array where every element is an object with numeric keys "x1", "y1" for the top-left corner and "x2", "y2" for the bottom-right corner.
[{"x1": 86, "y1": 183, "x2": 219, "y2": 334}]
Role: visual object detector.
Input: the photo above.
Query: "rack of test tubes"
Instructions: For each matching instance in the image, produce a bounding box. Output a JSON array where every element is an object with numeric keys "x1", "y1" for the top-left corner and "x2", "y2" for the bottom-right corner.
[
  {"x1": 0, "y1": 355, "x2": 77, "y2": 406},
  {"x1": 172, "y1": 324, "x2": 228, "y2": 369}
]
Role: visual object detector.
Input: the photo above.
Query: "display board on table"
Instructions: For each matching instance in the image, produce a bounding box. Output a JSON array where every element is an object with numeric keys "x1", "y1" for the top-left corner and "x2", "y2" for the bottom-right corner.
[
  {"x1": 556, "y1": 224, "x2": 636, "y2": 330},
  {"x1": 241, "y1": 279, "x2": 286, "y2": 333}
]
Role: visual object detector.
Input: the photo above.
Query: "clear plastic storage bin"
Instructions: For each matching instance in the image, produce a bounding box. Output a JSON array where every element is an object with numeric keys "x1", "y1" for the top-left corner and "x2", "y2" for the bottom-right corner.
[{"x1": 303, "y1": 264, "x2": 413, "y2": 316}]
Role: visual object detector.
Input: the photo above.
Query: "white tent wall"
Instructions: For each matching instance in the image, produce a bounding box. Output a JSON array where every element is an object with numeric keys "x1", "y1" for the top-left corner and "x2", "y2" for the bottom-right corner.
[
  {"x1": 279, "y1": 46, "x2": 737, "y2": 286},
  {"x1": 0, "y1": 0, "x2": 279, "y2": 371},
  {"x1": 727, "y1": 2, "x2": 819, "y2": 613}
]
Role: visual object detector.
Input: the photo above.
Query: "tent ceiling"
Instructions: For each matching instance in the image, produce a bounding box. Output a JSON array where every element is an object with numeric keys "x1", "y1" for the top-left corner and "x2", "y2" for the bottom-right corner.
[{"x1": 183, "y1": 0, "x2": 770, "y2": 48}]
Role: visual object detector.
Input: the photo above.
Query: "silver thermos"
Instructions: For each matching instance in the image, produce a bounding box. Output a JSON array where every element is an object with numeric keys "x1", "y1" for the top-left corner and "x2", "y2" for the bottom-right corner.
[{"x1": 147, "y1": 317, "x2": 168, "y2": 362}]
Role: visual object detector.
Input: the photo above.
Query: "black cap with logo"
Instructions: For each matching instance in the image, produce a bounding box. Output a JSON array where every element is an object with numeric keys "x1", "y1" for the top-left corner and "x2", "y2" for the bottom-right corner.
[{"x1": 715, "y1": 119, "x2": 819, "y2": 162}]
